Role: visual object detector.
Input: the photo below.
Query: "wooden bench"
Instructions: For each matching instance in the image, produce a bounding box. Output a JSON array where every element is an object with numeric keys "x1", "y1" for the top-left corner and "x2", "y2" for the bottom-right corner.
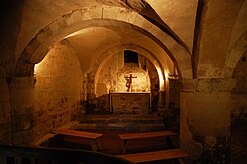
[
  {"x1": 33, "y1": 133, "x2": 57, "y2": 146},
  {"x1": 117, "y1": 148, "x2": 189, "y2": 163},
  {"x1": 118, "y1": 131, "x2": 176, "y2": 154},
  {"x1": 54, "y1": 129, "x2": 103, "y2": 151}
]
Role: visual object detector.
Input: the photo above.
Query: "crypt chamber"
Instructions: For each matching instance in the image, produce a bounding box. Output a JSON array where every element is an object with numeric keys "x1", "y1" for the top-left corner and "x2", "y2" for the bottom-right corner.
[{"x1": 0, "y1": 0, "x2": 247, "y2": 163}]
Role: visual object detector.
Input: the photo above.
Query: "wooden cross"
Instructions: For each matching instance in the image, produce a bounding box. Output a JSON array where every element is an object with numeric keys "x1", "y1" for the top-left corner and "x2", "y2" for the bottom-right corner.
[{"x1": 124, "y1": 74, "x2": 137, "y2": 92}]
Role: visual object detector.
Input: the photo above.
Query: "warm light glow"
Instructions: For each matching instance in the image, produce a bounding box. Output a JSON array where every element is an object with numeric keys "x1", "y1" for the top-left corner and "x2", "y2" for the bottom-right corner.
[
  {"x1": 64, "y1": 28, "x2": 101, "y2": 38},
  {"x1": 64, "y1": 30, "x2": 84, "y2": 38},
  {"x1": 34, "y1": 54, "x2": 48, "y2": 76},
  {"x1": 157, "y1": 68, "x2": 165, "y2": 91},
  {"x1": 34, "y1": 63, "x2": 41, "y2": 75},
  {"x1": 117, "y1": 72, "x2": 150, "y2": 93},
  {"x1": 165, "y1": 71, "x2": 169, "y2": 81},
  {"x1": 164, "y1": 70, "x2": 170, "y2": 90}
]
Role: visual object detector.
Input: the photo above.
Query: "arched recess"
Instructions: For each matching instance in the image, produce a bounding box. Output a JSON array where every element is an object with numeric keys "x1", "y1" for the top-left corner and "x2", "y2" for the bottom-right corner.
[
  {"x1": 93, "y1": 44, "x2": 166, "y2": 97},
  {"x1": 224, "y1": 30, "x2": 247, "y2": 78},
  {"x1": 14, "y1": 6, "x2": 191, "y2": 79}
]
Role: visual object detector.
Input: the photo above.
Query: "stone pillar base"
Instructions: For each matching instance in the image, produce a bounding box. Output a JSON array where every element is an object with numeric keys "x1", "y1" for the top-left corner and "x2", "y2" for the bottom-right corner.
[
  {"x1": 180, "y1": 78, "x2": 235, "y2": 163},
  {"x1": 9, "y1": 77, "x2": 36, "y2": 145}
]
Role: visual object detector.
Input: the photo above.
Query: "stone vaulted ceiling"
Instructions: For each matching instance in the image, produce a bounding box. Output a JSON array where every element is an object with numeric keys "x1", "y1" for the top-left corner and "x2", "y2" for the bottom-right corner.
[{"x1": 0, "y1": 0, "x2": 247, "y2": 79}]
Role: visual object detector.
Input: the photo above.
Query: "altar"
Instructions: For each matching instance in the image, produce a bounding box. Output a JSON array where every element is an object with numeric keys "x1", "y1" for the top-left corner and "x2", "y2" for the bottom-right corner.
[{"x1": 109, "y1": 92, "x2": 150, "y2": 114}]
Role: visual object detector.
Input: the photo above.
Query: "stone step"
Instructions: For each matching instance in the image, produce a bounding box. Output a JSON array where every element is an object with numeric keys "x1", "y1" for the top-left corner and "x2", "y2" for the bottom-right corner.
[
  {"x1": 75, "y1": 114, "x2": 165, "y2": 132},
  {"x1": 80, "y1": 114, "x2": 163, "y2": 118},
  {"x1": 73, "y1": 123, "x2": 165, "y2": 132},
  {"x1": 79, "y1": 115, "x2": 163, "y2": 124},
  {"x1": 79, "y1": 118, "x2": 164, "y2": 124}
]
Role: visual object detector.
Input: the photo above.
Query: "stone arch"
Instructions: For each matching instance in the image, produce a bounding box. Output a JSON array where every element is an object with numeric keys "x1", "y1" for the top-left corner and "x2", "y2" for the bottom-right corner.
[
  {"x1": 15, "y1": 6, "x2": 191, "y2": 78},
  {"x1": 224, "y1": 30, "x2": 247, "y2": 78},
  {"x1": 93, "y1": 44, "x2": 166, "y2": 96}
]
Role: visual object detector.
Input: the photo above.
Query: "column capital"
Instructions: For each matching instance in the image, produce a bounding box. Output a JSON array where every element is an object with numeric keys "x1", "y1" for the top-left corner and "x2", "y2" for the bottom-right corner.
[
  {"x1": 181, "y1": 78, "x2": 236, "y2": 92},
  {"x1": 8, "y1": 76, "x2": 36, "y2": 89}
]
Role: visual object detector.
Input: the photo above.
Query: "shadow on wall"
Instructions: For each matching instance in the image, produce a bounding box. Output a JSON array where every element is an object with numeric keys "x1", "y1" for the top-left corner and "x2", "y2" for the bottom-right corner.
[
  {"x1": 81, "y1": 94, "x2": 110, "y2": 115},
  {"x1": 162, "y1": 102, "x2": 180, "y2": 134},
  {"x1": 0, "y1": 68, "x2": 11, "y2": 144},
  {"x1": 231, "y1": 94, "x2": 247, "y2": 122}
]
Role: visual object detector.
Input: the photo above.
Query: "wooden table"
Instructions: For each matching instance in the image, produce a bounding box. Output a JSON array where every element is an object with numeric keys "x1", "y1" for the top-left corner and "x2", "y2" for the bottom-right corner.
[
  {"x1": 118, "y1": 131, "x2": 176, "y2": 154},
  {"x1": 54, "y1": 129, "x2": 103, "y2": 151}
]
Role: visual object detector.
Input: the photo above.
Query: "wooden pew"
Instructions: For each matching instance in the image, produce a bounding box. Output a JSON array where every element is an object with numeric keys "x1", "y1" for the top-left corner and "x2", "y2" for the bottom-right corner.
[
  {"x1": 118, "y1": 131, "x2": 176, "y2": 154},
  {"x1": 117, "y1": 148, "x2": 189, "y2": 163},
  {"x1": 54, "y1": 129, "x2": 103, "y2": 151}
]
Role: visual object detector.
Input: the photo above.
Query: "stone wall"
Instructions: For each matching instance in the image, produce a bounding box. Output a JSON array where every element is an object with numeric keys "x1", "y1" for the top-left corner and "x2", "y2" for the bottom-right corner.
[
  {"x1": 231, "y1": 50, "x2": 247, "y2": 121},
  {"x1": 231, "y1": 94, "x2": 247, "y2": 121},
  {"x1": 0, "y1": 0, "x2": 24, "y2": 75},
  {"x1": 9, "y1": 77, "x2": 36, "y2": 145},
  {"x1": 117, "y1": 63, "x2": 150, "y2": 92},
  {"x1": 168, "y1": 79, "x2": 181, "y2": 109},
  {"x1": 233, "y1": 51, "x2": 247, "y2": 93},
  {"x1": 82, "y1": 52, "x2": 159, "y2": 115},
  {"x1": 0, "y1": 68, "x2": 11, "y2": 144},
  {"x1": 82, "y1": 94, "x2": 110, "y2": 115},
  {"x1": 110, "y1": 93, "x2": 150, "y2": 114},
  {"x1": 33, "y1": 40, "x2": 82, "y2": 142},
  {"x1": 96, "y1": 53, "x2": 157, "y2": 96},
  {"x1": 180, "y1": 79, "x2": 235, "y2": 163}
]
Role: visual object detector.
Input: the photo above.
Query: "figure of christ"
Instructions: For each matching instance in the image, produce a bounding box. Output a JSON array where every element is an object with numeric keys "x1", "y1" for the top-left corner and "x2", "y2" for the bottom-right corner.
[{"x1": 124, "y1": 74, "x2": 137, "y2": 92}]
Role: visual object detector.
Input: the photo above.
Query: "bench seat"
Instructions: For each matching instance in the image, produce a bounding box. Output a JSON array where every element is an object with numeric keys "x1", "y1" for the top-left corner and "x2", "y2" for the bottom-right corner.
[
  {"x1": 117, "y1": 149, "x2": 189, "y2": 163},
  {"x1": 54, "y1": 129, "x2": 102, "y2": 151},
  {"x1": 55, "y1": 129, "x2": 102, "y2": 139},
  {"x1": 118, "y1": 131, "x2": 177, "y2": 154},
  {"x1": 119, "y1": 131, "x2": 176, "y2": 140}
]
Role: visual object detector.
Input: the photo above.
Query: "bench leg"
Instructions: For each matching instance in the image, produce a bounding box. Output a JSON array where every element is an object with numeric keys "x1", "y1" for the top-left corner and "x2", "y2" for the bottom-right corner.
[
  {"x1": 166, "y1": 136, "x2": 174, "y2": 149},
  {"x1": 122, "y1": 140, "x2": 129, "y2": 154},
  {"x1": 172, "y1": 158, "x2": 182, "y2": 164},
  {"x1": 90, "y1": 139, "x2": 98, "y2": 151}
]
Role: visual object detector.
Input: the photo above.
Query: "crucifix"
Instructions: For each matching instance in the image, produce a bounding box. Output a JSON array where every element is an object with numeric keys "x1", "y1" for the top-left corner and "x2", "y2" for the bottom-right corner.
[{"x1": 124, "y1": 74, "x2": 137, "y2": 92}]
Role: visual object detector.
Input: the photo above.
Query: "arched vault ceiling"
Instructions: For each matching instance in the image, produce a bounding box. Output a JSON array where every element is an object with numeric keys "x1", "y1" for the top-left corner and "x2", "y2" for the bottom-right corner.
[
  {"x1": 66, "y1": 27, "x2": 173, "y2": 75},
  {"x1": 96, "y1": 0, "x2": 197, "y2": 53},
  {"x1": 146, "y1": 0, "x2": 197, "y2": 52},
  {"x1": 196, "y1": 0, "x2": 246, "y2": 78},
  {"x1": 13, "y1": 0, "x2": 247, "y2": 79},
  {"x1": 16, "y1": 0, "x2": 99, "y2": 56},
  {"x1": 16, "y1": 0, "x2": 195, "y2": 58},
  {"x1": 67, "y1": 27, "x2": 122, "y2": 74},
  {"x1": 15, "y1": 5, "x2": 192, "y2": 78}
]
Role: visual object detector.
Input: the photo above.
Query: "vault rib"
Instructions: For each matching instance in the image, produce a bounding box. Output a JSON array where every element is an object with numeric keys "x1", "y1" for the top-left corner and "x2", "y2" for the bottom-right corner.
[{"x1": 192, "y1": 0, "x2": 209, "y2": 79}]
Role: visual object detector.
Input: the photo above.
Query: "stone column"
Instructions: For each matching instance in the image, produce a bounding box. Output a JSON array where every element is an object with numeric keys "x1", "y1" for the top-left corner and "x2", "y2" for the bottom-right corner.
[
  {"x1": 158, "y1": 91, "x2": 166, "y2": 109},
  {"x1": 180, "y1": 78, "x2": 235, "y2": 163},
  {"x1": 8, "y1": 77, "x2": 36, "y2": 145}
]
